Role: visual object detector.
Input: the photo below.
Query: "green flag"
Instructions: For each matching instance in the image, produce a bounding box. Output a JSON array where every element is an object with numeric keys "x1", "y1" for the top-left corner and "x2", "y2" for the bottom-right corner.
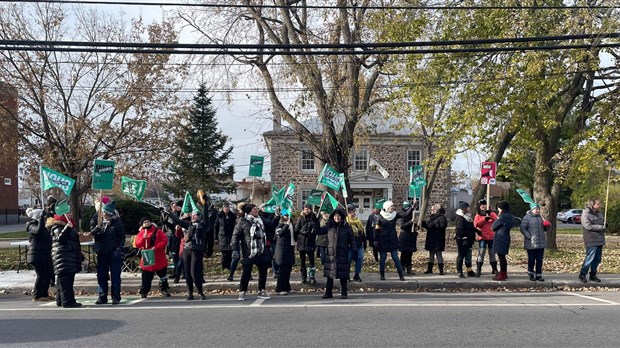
[
  {"x1": 121, "y1": 176, "x2": 147, "y2": 201},
  {"x1": 306, "y1": 189, "x2": 324, "y2": 206},
  {"x1": 40, "y1": 166, "x2": 75, "y2": 196},
  {"x1": 339, "y1": 173, "x2": 348, "y2": 198},
  {"x1": 516, "y1": 189, "x2": 536, "y2": 205},
  {"x1": 275, "y1": 187, "x2": 285, "y2": 206},
  {"x1": 318, "y1": 164, "x2": 342, "y2": 190},
  {"x1": 248, "y1": 155, "x2": 264, "y2": 177},
  {"x1": 263, "y1": 197, "x2": 278, "y2": 214},
  {"x1": 181, "y1": 191, "x2": 200, "y2": 214},
  {"x1": 319, "y1": 192, "x2": 339, "y2": 213},
  {"x1": 410, "y1": 165, "x2": 427, "y2": 187},
  {"x1": 92, "y1": 159, "x2": 116, "y2": 190},
  {"x1": 374, "y1": 197, "x2": 386, "y2": 210},
  {"x1": 282, "y1": 183, "x2": 296, "y2": 210},
  {"x1": 408, "y1": 184, "x2": 422, "y2": 199},
  {"x1": 55, "y1": 199, "x2": 71, "y2": 215}
]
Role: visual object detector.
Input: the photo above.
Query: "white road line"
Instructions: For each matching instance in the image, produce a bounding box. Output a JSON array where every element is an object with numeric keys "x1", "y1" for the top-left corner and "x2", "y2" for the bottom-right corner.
[
  {"x1": 560, "y1": 291, "x2": 620, "y2": 305},
  {"x1": 250, "y1": 299, "x2": 265, "y2": 307}
]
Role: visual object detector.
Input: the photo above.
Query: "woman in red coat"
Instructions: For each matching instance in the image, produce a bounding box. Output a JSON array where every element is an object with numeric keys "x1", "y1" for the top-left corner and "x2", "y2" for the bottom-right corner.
[{"x1": 134, "y1": 218, "x2": 171, "y2": 298}]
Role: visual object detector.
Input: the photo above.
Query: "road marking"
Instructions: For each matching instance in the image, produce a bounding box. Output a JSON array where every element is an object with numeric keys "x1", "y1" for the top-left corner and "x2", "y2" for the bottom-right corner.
[
  {"x1": 250, "y1": 299, "x2": 265, "y2": 307},
  {"x1": 560, "y1": 291, "x2": 620, "y2": 305}
]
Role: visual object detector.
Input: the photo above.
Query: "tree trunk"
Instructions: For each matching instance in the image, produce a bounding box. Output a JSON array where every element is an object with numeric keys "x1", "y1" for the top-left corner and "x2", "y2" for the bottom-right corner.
[{"x1": 534, "y1": 142, "x2": 559, "y2": 251}]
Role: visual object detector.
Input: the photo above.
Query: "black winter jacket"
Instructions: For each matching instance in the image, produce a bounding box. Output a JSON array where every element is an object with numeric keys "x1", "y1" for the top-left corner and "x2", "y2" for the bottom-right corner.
[
  {"x1": 398, "y1": 218, "x2": 418, "y2": 253},
  {"x1": 259, "y1": 211, "x2": 280, "y2": 244},
  {"x1": 231, "y1": 217, "x2": 271, "y2": 265},
  {"x1": 422, "y1": 211, "x2": 447, "y2": 252},
  {"x1": 27, "y1": 214, "x2": 52, "y2": 264},
  {"x1": 318, "y1": 214, "x2": 354, "y2": 279},
  {"x1": 455, "y1": 211, "x2": 476, "y2": 248},
  {"x1": 294, "y1": 213, "x2": 318, "y2": 252},
  {"x1": 215, "y1": 210, "x2": 236, "y2": 251},
  {"x1": 274, "y1": 222, "x2": 296, "y2": 266},
  {"x1": 90, "y1": 216, "x2": 125, "y2": 254},
  {"x1": 184, "y1": 220, "x2": 205, "y2": 252},
  {"x1": 47, "y1": 218, "x2": 82, "y2": 275}
]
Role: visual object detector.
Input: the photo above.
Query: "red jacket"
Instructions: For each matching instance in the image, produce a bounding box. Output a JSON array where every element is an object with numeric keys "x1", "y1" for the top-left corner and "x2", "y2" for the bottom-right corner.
[
  {"x1": 474, "y1": 211, "x2": 498, "y2": 241},
  {"x1": 134, "y1": 225, "x2": 168, "y2": 272}
]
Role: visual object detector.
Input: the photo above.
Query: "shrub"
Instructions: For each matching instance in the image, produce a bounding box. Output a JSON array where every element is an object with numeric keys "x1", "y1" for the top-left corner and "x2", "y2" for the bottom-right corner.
[{"x1": 80, "y1": 199, "x2": 161, "y2": 235}]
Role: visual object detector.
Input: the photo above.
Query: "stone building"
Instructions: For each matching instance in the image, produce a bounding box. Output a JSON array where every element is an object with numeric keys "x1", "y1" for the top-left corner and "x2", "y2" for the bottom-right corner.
[
  {"x1": 263, "y1": 118, "x2": 451, "y2": 222},
  {"x1": 0, "y1": 82, "x2": 19, "y2": 221}
]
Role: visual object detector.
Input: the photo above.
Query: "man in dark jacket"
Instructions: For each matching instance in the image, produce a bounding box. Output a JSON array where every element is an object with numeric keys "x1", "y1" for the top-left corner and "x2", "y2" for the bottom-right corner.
[
  {"x1": 365, "y1": 205, "x2": 381, "y2": 262},
  {"x1": 294, "y1": 203, "x2": 318, "y2": 284},
  {"x1": 454, "y1": 201, "x2": 476, "y2": 278},
  {"x1": 161, "y1": 200, "x2": 183, "y2": 283},
  {"x1": 26, "y1": 208, "x2": 53, "y2": 301},
  {"x1": 200, "y1": 194, "x2": 218, "y2": 259},
  {"x1": 215, "y1": 204, "x2": 237, "y2": 271},
  {"x1": 259, "y1": 204, "x2": 281, "y2": 278},
  {"x1": 90, "y1": 201, "x2": 125, "y2": 304},
  {"x1": 579, "y1": 199, "x2": 607, "y2": 283}
]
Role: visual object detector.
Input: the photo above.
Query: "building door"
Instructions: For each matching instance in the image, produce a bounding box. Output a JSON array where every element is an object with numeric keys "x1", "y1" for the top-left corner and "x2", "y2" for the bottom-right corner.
[{"x1": 351, "y1": 191, "x2": 373, "y2": 222}]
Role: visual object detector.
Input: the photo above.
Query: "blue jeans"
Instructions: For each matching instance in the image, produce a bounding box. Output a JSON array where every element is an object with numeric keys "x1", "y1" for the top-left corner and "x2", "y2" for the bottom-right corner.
[
  {"x1": 96, "y1": 250, "x2": 122, "y2": 301},
  {"x1": 379, "y1": 250, "x2": 403, "y2": 274},
  {"x1": 580, "y1": 246, "x2": 603, "y2": 275},
  {"x1": 270, "y1": 243, "x2": 279, "y2": 276},
  {"x1": 477, "y1": 240, "x2": 496, "y2": 263},
  {"x1": 527, "y1": 248, "x2": 544, "y2": 275},
  {"x1": 348, "y1": 247, "x2": 364, "y2": 274},
  {"x1": 318, "y1": 246, "x2": 328, "y2": 266}
]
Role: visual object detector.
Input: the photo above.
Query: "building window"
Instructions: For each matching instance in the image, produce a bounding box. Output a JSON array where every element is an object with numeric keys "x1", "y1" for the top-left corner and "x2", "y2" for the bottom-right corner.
[
  {"x1": 3, "y1": 178, "x2": 10, "y2": 186},
  {"x1": 353, "y1": 149, "x2": 368, "y2": 171},
  {"x1": 301, "y1": 150, "x2": 315, "y2": 172},
  {"x1": 407, "y1": 149, "x2": 421, "y2": 170},
  {"x1": 300, "y1": 188, "x2": 311, "y2": 207}
]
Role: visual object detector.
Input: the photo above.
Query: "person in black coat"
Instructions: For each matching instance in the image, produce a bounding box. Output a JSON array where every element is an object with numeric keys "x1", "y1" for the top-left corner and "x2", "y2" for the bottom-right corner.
[
  {"x1": 374, "y1": 201, "x2": 410, "y2": 281},
  {"x1": 274, "y1": 210, "x2": 295, "y2": 295},
  {"x1": 492, "y1": 201, "x2": 514, "y2": 281},
  {"x1": 397, "y1": 201, "x2": 418, "y2": 276},
  {"x1": 259, "y1": 205, "x2": 281, "y2": 279},
  {"x1": 214, "y1": 204, "x2": 237, "y2": 271},
  {"x1": 26, "y1": 208, "x2": 53, "y2": 301},
  {"x1": 317, "y1": 209, "x2": 354, "y2": 299},
  {"x1": 421, "y1": 204, "x2": 448, "y2": 275},
  {"x1": 183, "y1": 211, "x2": 206, "y2": 300},
  {"x1": 294, "y1": 203, "x2": 318, "y2": 284},
  {"x1": 455, "y1": 201, "x2": 477, "y2": 278},
  {"x1": 47, "y1": 214, "x2": 82, "y2": 308},
  {"x1": 161, "y1": 200, "x2": 184, "y2": 283},
  {"x1": 365, "y1": 206, "x2": 381, "y2": 262}
]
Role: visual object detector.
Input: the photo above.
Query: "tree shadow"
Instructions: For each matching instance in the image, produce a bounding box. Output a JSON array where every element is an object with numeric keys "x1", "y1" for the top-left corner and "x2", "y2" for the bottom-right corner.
[{"x1": 0, "y1": 319, "x2": 124, "y2": 344}]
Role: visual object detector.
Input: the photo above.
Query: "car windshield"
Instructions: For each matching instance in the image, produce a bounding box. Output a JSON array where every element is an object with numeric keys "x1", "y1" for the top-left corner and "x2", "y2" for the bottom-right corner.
[{"x1": 560, "y1": 209, "x2": 570, "y2": 213}]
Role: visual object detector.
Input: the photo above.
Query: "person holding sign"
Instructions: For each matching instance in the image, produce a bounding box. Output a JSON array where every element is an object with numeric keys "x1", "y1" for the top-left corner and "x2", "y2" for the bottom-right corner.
[
  {"x1": 26, "y1": 208, "x2": 54, "y2": 301},
  {"x1": 491, "y1": 201, "x2": 514, "y2": 281},
  {"x1": 473, "y1": 200, "x2": 499, "y2": 277},
  {"x1": 134, "y1": 218, "x2": 171, "y2": 298},
  {"x1": 294, "y1": 203, "x2": 319, "y2": 284},
  {"x1": 47, "y1": 213, "x2": 82, "y2": 308},
  {"x1": 90, "y1": 201, "x2": 126, "y2": 305}
]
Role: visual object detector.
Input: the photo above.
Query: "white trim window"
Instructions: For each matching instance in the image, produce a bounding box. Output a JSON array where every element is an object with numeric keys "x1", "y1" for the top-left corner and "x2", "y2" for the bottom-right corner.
[
  {"x1": 301, "y1": 150, "x2": 315, "y2": 172},
  {"x1": 353, "y1": 149, "x2": 368, "y2": 172},
  {"x1": 300, "y1": 188, "x2": 312, "y2": 207},
  {"x1": 3, "y1": 178, "x2": 11, "y2": 186},
  {"x1": 407, "y1": 149, "x2": 421, "y2": 170}
]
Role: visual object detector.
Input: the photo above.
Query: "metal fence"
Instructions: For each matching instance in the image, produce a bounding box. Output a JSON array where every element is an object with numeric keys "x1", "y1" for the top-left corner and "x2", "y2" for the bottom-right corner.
[{"x1": 0, "y1": 208, "x2": 23, "y2": 225}]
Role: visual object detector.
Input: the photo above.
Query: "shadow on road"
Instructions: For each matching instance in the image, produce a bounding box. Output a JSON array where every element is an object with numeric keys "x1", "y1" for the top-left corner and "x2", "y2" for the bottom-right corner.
[{"x1": 0, "y1": 319, "x2": 125, "y2": 344}]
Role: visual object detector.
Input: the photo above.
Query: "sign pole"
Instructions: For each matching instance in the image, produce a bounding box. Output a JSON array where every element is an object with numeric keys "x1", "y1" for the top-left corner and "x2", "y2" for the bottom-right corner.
[
  {"x1": 251, "y1": 177, "x2": 256, "y2": 202},
  {"x1": 98, "y1": 189, "x2": 103, "y2": 227},
  {"x1": 486, "y1": 184, "x2": 490, "y2": 209},
  {"x1": 604, "y1": 167, "x2": 611, "y2": 224}
]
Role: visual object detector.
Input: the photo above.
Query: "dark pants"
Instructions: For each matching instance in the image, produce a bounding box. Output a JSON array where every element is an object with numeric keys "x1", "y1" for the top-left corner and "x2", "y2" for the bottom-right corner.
[
  {"x1": 239, "y1": 261, "x2": 269, "y2": 292},
  {"x1": 371, "y1": 246, "x2": 379, "y2": 262},
  {"x1": 299, "y1": 250, "x2": 315, "y2": 280},
  {"x1": 317, "y1": 246, "x2": 328, "y2": 266},
  {"x1": 275, "y1": 264, "x2": 292, "y2": 293},
  {"x1": 96, "y1": 251, "x2": 122, "y2": 301},
  {"x1": 270, "y1": 243, "x2": 280, "y2": 276},
  {"x1": 498, "y1": 254, "x2": 508, "y2": 273},
  {"x1": 230, "y1": 254, "x2": 240, "y2": 275},
  {"x1": 183, "y1": 249, "x2": 204, "y2": 295},
  {"x1": 527, "y1": 248, "x2": 545, "y2": 275},
  {"x1": 31, "y1": 260, "x2": 53, "y2": 299},
  {"x1": 325, "y1": 277, "x2": 348, "y2": 296},
  {"x1": 221, "y1": 250, "x2": 232, "y2": 270},
  {"x1": 205, "y1": 230, "x2": 214, "y2": 258},
  {"x1": 56, "y1": 272, "x2": 77, "y2": 306},
  {"x1": 400, "y1": 251, "x2": 413, "y2": 267},
  {"x1": 140, "y1": 266, "x2": 170, "y2": 295},
  {"x1": 456, "y1": 241, "x2": 473, "y2": 273},
  {"x1": 171, "y1": 252, "x2": 183, "y2": 278}
]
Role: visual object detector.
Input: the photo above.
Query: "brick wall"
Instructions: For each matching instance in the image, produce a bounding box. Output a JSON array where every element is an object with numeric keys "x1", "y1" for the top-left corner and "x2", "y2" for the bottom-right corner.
[{"x1": 0, "y1": 82, "x2": 19, "y2": 214}]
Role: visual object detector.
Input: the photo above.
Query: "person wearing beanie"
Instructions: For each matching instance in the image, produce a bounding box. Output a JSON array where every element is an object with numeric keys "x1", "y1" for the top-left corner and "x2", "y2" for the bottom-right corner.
[
  {"x1": 215, "y1": 204, "x2": 237, "y2": 276},
  {"x1": 422, "y1": 204, "x2": 448, "y2": 275},
  {"x1": 373, "y1": 200, "x2": 407, "y2": 281},
  {"x1": 90, "y1": 200, "x2": 126, "y2": 304},
  {"x1": 231, "y1": 202, "x2": 271, "y2": 301},
  {"x1": 346, "y1": 204, "x2": 366, "y2": 282},
  {"x1": 397, "y1": 201, "x2": 417, "y2": 276},
  {"x1": 26, "y1": 208, "x2": 54, "y2": 301},
  {"x1": 473, "y1": 199, "x2": 499, "y2": 277},
  {"x1": 491, "y1": 201, "x2": 514, "y2": 281},
  {"x1": 274, "y1": 209, "x2": 295, "y2": 295},
  {"x1": 258, "y1": 203, "x2": 281, "y2": 280},
  {"x1": 455, "y1": 201, "x2": 476, "y2": 278},
  {"x1": 365, "y1": 201, "x2": 383, "y2": 263},
  {"x1": 520, "y1": 203, "x2": 548, "y2": 281},
  {"x1": 317, "y1": 209, "x2": 354, "y2": 299},
  {"x1": 182, "y1": 211, "x2": 207, "y2": 300},
  {"x1": 47, "y1": 212, "x2": 82, "y2": 307},
  {"x1": 226, "y1": 202, "x2": 249, "y2": 282},
  {"x1": 579, "y1": 198, "x2": 606, "y2": 283},
  {"x1": 294, "y1": 203, "x2": 318, "y2": 284},
  {"x1": 134, "y1": 218, "x2": 171, "y2": 298},
  {"x1": 160, "y1": 200, "x2": 184, "y2": 284}
]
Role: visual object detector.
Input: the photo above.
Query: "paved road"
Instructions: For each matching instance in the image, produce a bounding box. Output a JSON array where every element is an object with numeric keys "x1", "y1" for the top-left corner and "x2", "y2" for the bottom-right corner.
[{"x1": 1, "y1": 291, "x2": 619, "y2": 347}]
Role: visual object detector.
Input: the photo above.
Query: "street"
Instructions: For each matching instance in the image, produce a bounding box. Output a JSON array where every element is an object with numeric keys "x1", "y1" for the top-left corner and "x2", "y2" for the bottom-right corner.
[{"x1": 1, "y1": 291, "x2": 619, "y2": 347}]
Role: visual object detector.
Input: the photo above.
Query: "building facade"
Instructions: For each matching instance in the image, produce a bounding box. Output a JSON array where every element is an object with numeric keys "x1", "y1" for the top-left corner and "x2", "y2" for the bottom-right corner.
[{"x1": 0, "y1": 82, "x2": 20, "y2": 221}]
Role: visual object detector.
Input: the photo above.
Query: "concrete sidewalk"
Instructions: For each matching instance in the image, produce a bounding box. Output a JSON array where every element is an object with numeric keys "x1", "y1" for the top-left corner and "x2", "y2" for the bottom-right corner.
[
  {"x1": 2, "y1": 269, "x2": 619, "y2": 296},
  {"x1": 0, "y1": 223, "x2": 25, "y2": 234}
]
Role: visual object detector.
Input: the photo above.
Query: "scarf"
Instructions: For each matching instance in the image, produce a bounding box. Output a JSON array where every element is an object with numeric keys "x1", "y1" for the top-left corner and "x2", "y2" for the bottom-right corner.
[
  {"x1": 246, "y1": 214, "x2": 266, "y2": 257},
  {"x1": 380, "y1": 210, "x2": 397, "y2": 221},
  {"x1": 455, "y1": 209, "x2": 473, "y2": 222}
]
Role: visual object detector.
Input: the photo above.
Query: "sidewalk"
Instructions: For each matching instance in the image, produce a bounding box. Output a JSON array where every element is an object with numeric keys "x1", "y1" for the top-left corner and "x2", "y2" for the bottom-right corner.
[
  {"x1": 2, "y1": 269, "x2": 619, "y2": 296},
  {"x1": 0, "y1": 223, "x2": 25, "y2": 234}
]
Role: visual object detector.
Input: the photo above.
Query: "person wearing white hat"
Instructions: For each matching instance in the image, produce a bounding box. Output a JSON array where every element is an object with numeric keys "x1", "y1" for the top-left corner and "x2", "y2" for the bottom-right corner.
[{"x1": 373, "y1": 201, "x2": 407, "y2": 281}]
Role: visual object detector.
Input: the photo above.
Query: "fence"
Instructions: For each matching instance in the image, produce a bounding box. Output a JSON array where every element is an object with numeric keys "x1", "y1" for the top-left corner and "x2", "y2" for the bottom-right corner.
[{"x1": 0, "y1": 208, "x2": 23, "y2": 225}]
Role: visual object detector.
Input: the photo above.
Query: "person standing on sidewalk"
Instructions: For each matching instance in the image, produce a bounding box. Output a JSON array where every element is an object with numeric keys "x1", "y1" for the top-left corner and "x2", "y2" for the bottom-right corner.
[
  {"x1": 319, "y1": 209, "x2": 355, "y2": 299},
  {"x1": 90, "y1": 201, "x2": 125, "y2": 305},
  {"x1": 134, "y1": 218, "x2": 171, "y2": 298},
  {"x1": 26, "y1": 208, "x2": 54, "y2": 301},
  {"x1": 579, "y1": 199, "x2": 607, "y2": 283},
  {"x1": 422, "y1": 204, "x2": 448, "y2": 275},
  {"x1": 294, "y1": 203, "x2": 318, "y2": 284},
  {"x1": 215, "y1": 203, "x2": 237, "y2": 272},
  {"x1": 183, "y1": 211, "x2": 206, "y2": 300},
  {"x1": 455, "y1": 201, "x2": 476, "y2": 278},
  {"x1": 274, "y1": 209, "x2": 295, "y2": 295},
  {"x1": 161, "y1": 200, "x2": 184, "y2": 284},
  {"x1": 232, "y1": 204, "x2": 272, "y2": 301},
  {"x1": 398, "y1": 201, "x2": 417, "y2": 276},
  {"x1": 520, "y1": 203, "x2": 549, "y2": 281},
  {"x1": 316, "y1": 211, "x2": 330, "y2": 267},
  {"x1": 259, "y1": 204, "x2": 281, "y2": 279},
  {"x1": 374, "y1": 201, "x2": 407, "y2": 281},
  {"x1": 491, "y1": 201, "x2": 514, "y2": 281},
  {"x1": 47, "y1": 213, "x2": 82, "y2": 308},
  {"x1": 346, "y1": 204, "x2": 365, "y2": 282},
  {"x1": 473, "y1": 200, "x2": 498, "y2": 277},
  {"x1": 365, "y1": 204, "x2": 381, "y2": 263}
]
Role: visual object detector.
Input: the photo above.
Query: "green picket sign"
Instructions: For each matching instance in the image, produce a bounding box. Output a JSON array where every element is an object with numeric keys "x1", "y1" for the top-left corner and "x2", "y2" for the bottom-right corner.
[
  {"x1": 92, "y1": 159, "x2": 116, "y2": 190},
  {"x1": 248, "y1": 155, "x2": 264, "y2": 177}
]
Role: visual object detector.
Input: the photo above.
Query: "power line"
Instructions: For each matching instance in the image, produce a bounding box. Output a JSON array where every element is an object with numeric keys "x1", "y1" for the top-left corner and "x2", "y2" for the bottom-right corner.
[{"x1": 1, "y1": 0, "x2": 618, "y2": 10}]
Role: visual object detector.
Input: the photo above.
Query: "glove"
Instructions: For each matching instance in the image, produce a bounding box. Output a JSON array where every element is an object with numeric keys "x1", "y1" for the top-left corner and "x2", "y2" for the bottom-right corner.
[
  {"x1": 232, "y1": 250, "x2": 239, "y2": 259},
  {"x1": 485, "y1": 210, "x2": 492, "y2": 215},
  {"x1": 475, "y1": 230, "x2": 482, "y2": 236},
  {"x1": 484, "y1": 216, "x2": 492, "y2": 222},
  {"x1": 91, "y1": 226, "x2": 102, "y2": 235},
  {"x1": 605, "y1": 223, "x2": 609, "y2": 229}
]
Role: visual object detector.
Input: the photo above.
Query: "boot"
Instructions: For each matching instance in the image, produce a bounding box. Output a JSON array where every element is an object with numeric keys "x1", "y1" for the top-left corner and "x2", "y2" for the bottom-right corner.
[
  {"x1": 322, "y1": 278, "x2": 333, "y2": 298},
  {"x1": 424, "y1": 262, "x2": 434, "y2": 274},
  {"x1": 406, "y1": 265, "x2": 413, "y2": 275},
  {"x1": 475, "y1": 262, "x2": 482, "y2": 277},
  {"x1": 578, "y1": 272, "x2": 587, "y2": 283},
  {"x1": 340, "y1": 279, "x2": 348, "y2": 299},
  {"x1": 309, "y1": 267, "x2": 316, "y2": 284},
  {"x1": 456, "y1": 262, "x2": 464, "y2": 278},
  {"x1": 380, "y1": 271, "x2": 385, "y2": 280},
  {"x1": 466, "y1": 266, "x2": 476, "y2": 278},
  {"x1": 492, "y1": 271, "x2": 507, "y2": 281},
  {"x1": 398, "y1": 270, "x2": 406, "y2": 281},
  {"x1": 353, "y1": 273, "x2": 362, "y2": 282},
  {"x1": 490, "y1": 261, "x2": 498, "y2": 275},
  {"x1": 590, "y1": 272, "x2": 601, "y2": 283},
  {"x1": 438, "y1": 263, "x2": 444, "y2": 275}
]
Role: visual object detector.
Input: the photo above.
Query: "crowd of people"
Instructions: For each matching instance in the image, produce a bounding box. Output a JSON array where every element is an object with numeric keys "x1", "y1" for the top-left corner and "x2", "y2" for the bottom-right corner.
[{"x1": 23, "y1": 193, "x2": 609, "y2": 306}]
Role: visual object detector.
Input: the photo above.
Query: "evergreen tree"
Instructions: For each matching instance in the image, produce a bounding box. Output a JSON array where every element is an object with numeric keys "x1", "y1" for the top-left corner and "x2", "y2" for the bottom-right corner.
[{"x1": 164, "y1": 85, "x2": 235, "y2": 196}]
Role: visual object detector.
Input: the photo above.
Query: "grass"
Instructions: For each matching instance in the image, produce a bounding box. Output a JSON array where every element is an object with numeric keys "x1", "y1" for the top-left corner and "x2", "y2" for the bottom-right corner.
[{"x1": 0, "y1": 231, "x2": 28, "y2": 239}]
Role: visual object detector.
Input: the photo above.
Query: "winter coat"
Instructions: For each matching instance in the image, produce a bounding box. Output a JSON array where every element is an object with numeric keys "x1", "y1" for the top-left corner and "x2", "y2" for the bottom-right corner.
[
  {"x1": 346, "y1": 216, "x2": 365, "y2": 249},
  {"x1": 492, "y1": 212, "x2": 514, "y2": 255},
  {"x1": 203, "y1": 206, "x2": 218, "y2": 256},
  {"x1": 184, "y1": 220, "x2": 205, "y2": 252},
  {"x1": 454, "y1": 210, "x2": 476, "y2": 248},
  {"x1": 91, "y1": 216, "x2": 125, "y2": 254},
  {"x1": 274, "y1": 222, "x2": 296, "y2": 266},
  {"x1": 47, "y1": 217, "x2": 82, "y2": 275},
  {"x1": 374, "y1": 215, "x2": 400, "y2": 252},
  {"x1": 581, "y1": 207, "x2": 606, "y2": 247},
  {"x1": 134, "y1": 224, "x2": 168, "y2": 272},
  {"x1": 422, "y1": 211, "x2": 447, "y2": 252},
  {"x1": 365, "y1": 214, "x2": 378, "y2": 243},
  {"x1": 318, "y1": 214, "x2": 354, "y2": 279},
  {"x1": 315, "y1": 215, "x2": 329, "y2": 248},
  {"x1": 231, "y1": 216, "x2": 271, "y2": 265},
  {"x1": 27, "y1": 214, "x2": 52, "y2": 264},
  {"x1": 520, "y1": 211, "x2": 547, "y2": 250},
  {"x1": 259, "y1": 211, "x2": 280, "y2": 245},
  {"x1": 398, "y1": 218, "x2": 418, "y2": 253},
  {"x1": 294, "y1": 213, "x2": 318, "y2": 252},
  {"x1": 215, "y1": 210, "x2": 237, "y2": 251},
  {"x1": 474, "y1": 211, "x2": 498, "y2": 241}
]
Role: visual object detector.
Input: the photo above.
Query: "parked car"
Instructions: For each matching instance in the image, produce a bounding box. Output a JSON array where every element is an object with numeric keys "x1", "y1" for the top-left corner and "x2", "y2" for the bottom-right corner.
[
  {"x1": 556, "y1": 209, "x2": 583, "y2": 224},
  {"x1": 573, "y1": 215, "x2": 581, "y2": 224}
]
